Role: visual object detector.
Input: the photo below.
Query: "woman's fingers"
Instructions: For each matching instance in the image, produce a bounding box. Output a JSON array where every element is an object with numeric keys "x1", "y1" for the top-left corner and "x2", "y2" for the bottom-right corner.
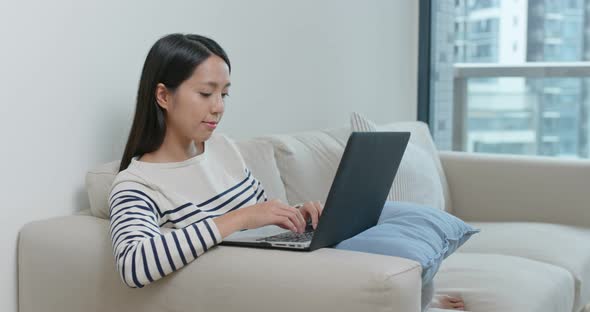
[
  {"x1": 308, "y1": 201, "x2": 321, "y2": 229},
  {"x1": 316, "y1": 200, "x2": 324, "y2": 216},
  {"x1": 278, "y1": 216, "x2": 297, "y2": 233},
  {"x1": 291, "y1": 205, "x2": 306, "y2": 232},
  {"x1": 296, "y1": 204, "x2": 310, "y2": 223},
  {"x1": 277, "y1": 204, "x2": 305, "y2": 233}
]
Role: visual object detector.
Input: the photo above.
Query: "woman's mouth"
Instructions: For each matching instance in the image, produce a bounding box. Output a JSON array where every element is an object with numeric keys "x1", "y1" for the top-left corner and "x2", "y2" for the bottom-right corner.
[{"x1": 203, "y1": 121, "x2": 217, "y2": 129}]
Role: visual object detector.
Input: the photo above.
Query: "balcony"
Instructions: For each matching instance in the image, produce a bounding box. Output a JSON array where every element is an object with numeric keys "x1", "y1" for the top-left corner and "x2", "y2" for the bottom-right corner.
[{"x1": 451, "y1": 62, "x2": 590, "y2": 158}]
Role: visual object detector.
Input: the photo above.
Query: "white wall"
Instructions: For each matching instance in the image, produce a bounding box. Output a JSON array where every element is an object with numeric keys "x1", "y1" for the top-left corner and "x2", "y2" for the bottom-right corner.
[{"x1": 0, "y1": 0, "x2": 418, "y2": 310}]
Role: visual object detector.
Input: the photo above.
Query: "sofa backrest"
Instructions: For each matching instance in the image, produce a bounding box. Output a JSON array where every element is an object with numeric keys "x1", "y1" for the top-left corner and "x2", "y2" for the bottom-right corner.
[{"x1": 85, "y1": 121, "x2": 451, "y2": 219}]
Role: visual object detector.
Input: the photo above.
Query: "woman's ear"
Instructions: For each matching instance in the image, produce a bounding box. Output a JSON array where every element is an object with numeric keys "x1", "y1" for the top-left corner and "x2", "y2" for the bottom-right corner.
[{"x1": 155, "y1": 83, "x2": 171, "y2": 111}]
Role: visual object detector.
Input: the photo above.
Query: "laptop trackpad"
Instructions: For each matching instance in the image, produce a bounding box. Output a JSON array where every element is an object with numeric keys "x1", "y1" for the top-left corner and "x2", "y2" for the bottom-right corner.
[{"x1": 224, "y1": 225, "x2": 289, "y2": 242}]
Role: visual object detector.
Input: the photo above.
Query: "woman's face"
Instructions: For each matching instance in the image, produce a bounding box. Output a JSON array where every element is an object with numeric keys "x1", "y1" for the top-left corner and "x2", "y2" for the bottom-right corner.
[{"x1": 158, "y1": 55, "x2": 231, "y2": 143}]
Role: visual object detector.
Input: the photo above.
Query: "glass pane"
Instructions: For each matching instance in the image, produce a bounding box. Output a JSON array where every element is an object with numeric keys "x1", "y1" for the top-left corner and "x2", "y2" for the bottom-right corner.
[
  {"x1": 429, "y1": 0, "x2": 590, "y2": 159},
  {"x1": 463, "y1": 77, "x2": 588, "y2": 158}
]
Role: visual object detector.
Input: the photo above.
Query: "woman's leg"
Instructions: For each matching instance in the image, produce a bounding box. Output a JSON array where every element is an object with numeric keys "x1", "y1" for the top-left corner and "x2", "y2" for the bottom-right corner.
[{"x1": 376, "y1": 200, "x2": 398, "y2": 225}]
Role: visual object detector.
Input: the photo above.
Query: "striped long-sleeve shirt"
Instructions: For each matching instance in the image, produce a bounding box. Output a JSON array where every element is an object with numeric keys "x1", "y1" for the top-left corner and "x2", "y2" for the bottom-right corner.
[{"x1": 108, "y1": 132, "x2": 268, "y2": 288}]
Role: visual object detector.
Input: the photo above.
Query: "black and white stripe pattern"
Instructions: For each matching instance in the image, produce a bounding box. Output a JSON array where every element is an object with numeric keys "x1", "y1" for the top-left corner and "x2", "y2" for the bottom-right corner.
[
  {"x1": 159, "y1": 168, "x2": 267, "y2": 228},
  {"x1": 108, "y1": 168, "x2": 268, "y2": 288}
]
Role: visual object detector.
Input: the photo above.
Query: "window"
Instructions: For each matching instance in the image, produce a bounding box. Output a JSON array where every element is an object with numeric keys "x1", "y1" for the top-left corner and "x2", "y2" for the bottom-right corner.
[
  {"x1": 473, "y1": 43, "x2": 492, "y2": 57},
  {"x1": 420, "y1": 0, "x2": 590, "y2": 159},
  {"x1": 468, "y1": 0, "x2": 499, "y2": 10}
]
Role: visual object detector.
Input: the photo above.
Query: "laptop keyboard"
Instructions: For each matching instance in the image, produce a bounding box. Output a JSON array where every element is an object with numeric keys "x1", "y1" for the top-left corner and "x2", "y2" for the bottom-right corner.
[{"x1": 257, "y1": 226, "x2": 315, "y2": 242}]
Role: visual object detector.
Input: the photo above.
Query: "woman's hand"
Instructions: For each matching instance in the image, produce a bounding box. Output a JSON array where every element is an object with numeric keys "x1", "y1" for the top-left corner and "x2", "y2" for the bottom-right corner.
[
  {"x1": 237, "y1": 199, "x2": 307, "y2": 233},
  {"x1": 296, "y1": 200, "x2": 324, "y2": 230}
]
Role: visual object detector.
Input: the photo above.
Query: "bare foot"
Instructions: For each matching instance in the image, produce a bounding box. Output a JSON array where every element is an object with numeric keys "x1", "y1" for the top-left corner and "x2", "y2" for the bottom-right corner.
[{"x1": 429, "y1": 294, "x2": 465, "y2": 310}]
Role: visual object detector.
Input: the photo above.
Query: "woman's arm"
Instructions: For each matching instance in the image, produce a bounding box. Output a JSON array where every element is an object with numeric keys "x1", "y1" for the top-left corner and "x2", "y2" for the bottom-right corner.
[
  {"x1": 246, "y1": 167, "x2": 268, "y2": 204},
  {"x1": 108, "y1": 181, "x2": 223, "y2": 289},
  {"x1": 211, "y1": 208, "x2": 248, "y2": 239}
]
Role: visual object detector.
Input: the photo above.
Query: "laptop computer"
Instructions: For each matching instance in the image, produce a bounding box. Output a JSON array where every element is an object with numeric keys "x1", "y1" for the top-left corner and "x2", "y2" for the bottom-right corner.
[{"x1": 220, "y1": 131, "x2": 410, "y2": 251}]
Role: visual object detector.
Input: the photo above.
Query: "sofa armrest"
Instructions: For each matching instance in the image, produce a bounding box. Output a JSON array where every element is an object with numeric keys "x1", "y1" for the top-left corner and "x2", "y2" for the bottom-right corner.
[
  {"x1": 440, "y1": 151, "x2": 590, "y2": 228},
  {"x1": 19, "y1": 215, "x2": 422, "y2": 312}
]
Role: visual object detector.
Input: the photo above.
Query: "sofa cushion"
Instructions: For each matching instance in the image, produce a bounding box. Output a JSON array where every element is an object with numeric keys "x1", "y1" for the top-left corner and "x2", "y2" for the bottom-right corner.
[
  {"x1": 350, "y1": 112, "x2": 446, "y2": 211},
  {"x1": 433, "y1": 252, "x2": 575, "y2": 312},
  {"x1": 457, "y1": 222, "x2": 590, "y2": 312},
  {"x1": 85, "y1": 135, "x2": 287, "y2": 219},
  {"x1": 256, "y1": 126, "x2": 350, "y2": 206}
]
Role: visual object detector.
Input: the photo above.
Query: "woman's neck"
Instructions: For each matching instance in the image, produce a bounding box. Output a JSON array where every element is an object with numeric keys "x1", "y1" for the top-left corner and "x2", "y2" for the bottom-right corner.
[{"x1": 140, "y1": 138, "x2": 203, "y2": 163}]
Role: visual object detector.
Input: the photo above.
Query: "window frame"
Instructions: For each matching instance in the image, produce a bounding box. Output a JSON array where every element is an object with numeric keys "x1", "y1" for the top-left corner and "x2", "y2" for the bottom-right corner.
[{"x1": 417, "y1": 0, "x2": 432, "y2": 124}]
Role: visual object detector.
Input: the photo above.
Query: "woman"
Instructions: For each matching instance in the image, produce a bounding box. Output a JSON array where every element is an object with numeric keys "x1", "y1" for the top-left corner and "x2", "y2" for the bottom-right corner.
[{"x1": 109, "y1": 33, "x2": 464, "y2": 311}]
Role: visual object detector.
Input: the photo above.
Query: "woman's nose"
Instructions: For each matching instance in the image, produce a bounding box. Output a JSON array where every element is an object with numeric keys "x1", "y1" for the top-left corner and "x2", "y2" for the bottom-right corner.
[{"x1": 212, "y1": 95, "x2": 224, "y2": 113}]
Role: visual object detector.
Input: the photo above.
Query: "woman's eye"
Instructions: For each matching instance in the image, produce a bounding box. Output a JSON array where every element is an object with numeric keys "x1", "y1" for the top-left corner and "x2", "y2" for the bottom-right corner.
[{"x1": 199, "y1": 92, "x2": 229, "y2": 99}]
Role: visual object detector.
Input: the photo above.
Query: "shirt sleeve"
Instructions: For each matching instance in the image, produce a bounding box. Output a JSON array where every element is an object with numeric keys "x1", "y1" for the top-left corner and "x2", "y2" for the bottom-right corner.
[
  {"x1": 108, "y1": 180, "x2": 223, "y2": 289},
  {"x1": 246, "y1": 167, "x2": 268, "y2": 204},
  {"x1": 221, "y1": 133, "x2": 269, "y2": 204}
]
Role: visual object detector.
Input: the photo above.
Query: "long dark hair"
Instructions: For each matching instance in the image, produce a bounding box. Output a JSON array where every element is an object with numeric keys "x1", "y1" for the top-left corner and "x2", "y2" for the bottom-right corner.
[{"x1": 118, "y1": 33, "x2": 231, "y2": 172}]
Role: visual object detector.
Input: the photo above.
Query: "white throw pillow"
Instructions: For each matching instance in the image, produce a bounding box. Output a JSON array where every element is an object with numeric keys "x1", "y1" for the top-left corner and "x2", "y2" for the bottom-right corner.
[
  {"x1": 85, "y1": 160, "x2": 120, "y2": 219},
  {"x1": 233, "y1": 137, "x2": 289, "y2": 204},
  {"x1": 350, "y1": 112, "x2": 446, "y2": 210}
]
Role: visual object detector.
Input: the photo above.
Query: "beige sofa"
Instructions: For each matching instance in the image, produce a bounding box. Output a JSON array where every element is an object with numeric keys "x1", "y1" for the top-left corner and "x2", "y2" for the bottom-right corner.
[{"x1": 18, "y1": 121, "x2": 590, "y2": 312}]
